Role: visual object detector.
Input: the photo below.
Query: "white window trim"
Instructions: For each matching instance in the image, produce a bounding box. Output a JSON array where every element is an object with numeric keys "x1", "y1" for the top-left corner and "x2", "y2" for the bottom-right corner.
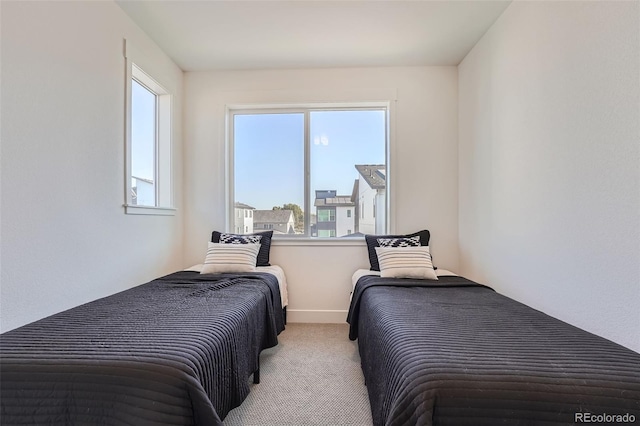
[
  {"x1": 123, "y1": 39, "x2": 175, "y2": 215},
  {"x1": 124, "y1": 204, "x2": 177, "y2": 216},
  {"x1": 272, "y1": 238, "x2": 366, "y2": 247},
  {"x1": 226, "y1": 101, "x2": 392, "y2": 240}
]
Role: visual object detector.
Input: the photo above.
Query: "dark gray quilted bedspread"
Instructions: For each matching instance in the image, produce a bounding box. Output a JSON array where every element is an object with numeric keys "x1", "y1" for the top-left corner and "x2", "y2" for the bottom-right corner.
[
  {"x1": 1, "y1": 271, "x2": 284, "y2": 426},
  {"x1": 348, "y1": 275, "x2": 640, "y2": 426}
]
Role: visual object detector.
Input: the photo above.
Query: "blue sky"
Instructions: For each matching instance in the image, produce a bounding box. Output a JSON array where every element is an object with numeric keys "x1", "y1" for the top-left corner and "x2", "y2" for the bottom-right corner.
[
  {"x1": 234, "y1": 110, "x2": 385, "y2": 211},
  {"x1": 131, "y1": 80, "x2": 156, "y2": 182}
]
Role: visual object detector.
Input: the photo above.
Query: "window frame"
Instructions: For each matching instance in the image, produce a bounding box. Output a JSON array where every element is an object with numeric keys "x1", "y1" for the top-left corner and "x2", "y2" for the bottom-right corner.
[
  {"x1": 123, "y1": 40, "x2": 175, "y2": 216},
  {"x1": 226, "y1": 102, "x2": 390, "y2": 240}
]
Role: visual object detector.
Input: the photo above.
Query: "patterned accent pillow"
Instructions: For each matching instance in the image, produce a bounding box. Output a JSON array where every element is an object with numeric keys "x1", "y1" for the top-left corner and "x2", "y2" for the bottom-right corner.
[
  {"x1": 201, "y1": 242, "x2": 260, "y2": 274},
  {"x1": 365, "y1": 230, "x2": 431, "y2": 271},
  {"x1": 376, "y1": 236, "x2": 420, "y2": 248},
  {"x1": 219, "y1": 233, "x2": 262, "y2": 244},
  {"x1": 375, "y1": 246, "x2": 438, "y2": 280},
  {"x1": 211, "y1": 231, "x2": 273, "y2": 266}
]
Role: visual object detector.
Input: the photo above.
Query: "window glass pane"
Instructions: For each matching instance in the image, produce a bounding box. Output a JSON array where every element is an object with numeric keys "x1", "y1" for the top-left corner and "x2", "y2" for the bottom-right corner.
[
  {"x1": 131, "y1": 79, "x2": 156, "y2": 206},
  {"x1": 310, "y1": 110, "x2": 386, "y2": 237},
  {"x1": 318, "y1": 209, "x2": 332, "y2": 222},
  {"x1": 234, "y1": 113, "x2": 305, "y2": 235},
  {"x1": 317, "y1": 229, "x2": 336, "y2": 238}
]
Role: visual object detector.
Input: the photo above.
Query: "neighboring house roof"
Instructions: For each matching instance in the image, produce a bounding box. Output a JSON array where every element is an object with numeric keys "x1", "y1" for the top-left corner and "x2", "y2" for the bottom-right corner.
[
  {"x1": 355, "y1": 164, "x2": 386, "y2": 189},
  {"x1": 314, "y1": 196, "x2": 355, "y2": 207},
  {"x1": 234, "y1": 202, "x2": 255, "y2": 210},
  {"x1": 253, "y1": 209, "x2": 294, "y2": 223},
  {"x1": 132, "y1": 175, "x2": 154, "y2": 185},
  {"x1": 340, "y1": 231, "x2": 365, "y2": 238}
]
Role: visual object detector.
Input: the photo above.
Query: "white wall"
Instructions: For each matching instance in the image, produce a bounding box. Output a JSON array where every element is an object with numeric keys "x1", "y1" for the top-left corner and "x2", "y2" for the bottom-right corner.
[
  {"x1": 375, "y1": 192, "x2": 386, "y2": 235},
  {"x1": 335, "y1": 206, "x2": 354, "y2": 237},
  {"x1": 459, "y1": 2, "x2": 640, "y2": 352},
  {"x1": 1, "y1": 1, "x2": 184, "y2": 332},
  {"x1": 358, "y1": 183, "x2": 377, "y2": 235},
  {"x1": 184, "y1": 67, "x2": 458, "y2": 322}
]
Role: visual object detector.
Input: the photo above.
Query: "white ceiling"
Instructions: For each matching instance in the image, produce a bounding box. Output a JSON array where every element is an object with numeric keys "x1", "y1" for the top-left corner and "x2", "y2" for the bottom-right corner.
[{"x1": 116, "y1": 1, "x2": 511, "y2": 72}]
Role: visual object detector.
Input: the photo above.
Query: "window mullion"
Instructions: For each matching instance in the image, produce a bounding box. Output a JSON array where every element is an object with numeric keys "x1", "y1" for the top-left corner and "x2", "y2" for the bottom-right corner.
[
  {"x1": 227, "y1": 112, "x2": 235, "y2": 232},
  {"x1": 303, "y1": 110, "x2": 311, "y2": 237},
  {"x1": 154, "y1": 94, "x2": 160, "y2": 207}
]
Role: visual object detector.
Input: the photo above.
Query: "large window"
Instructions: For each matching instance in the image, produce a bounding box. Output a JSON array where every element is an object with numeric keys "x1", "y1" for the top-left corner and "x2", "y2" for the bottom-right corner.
[
  {"x1": 124, "y1": 40, "x2": 173, "y2": 215},
  {"x1": 229, "y1": 105, "x2": 388, "y2": 238}
]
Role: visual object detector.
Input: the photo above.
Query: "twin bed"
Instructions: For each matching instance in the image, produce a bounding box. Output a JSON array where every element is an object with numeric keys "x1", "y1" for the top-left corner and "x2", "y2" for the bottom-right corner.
[
  {"x1": 1, "y1": 231, "x2": 286, "y2": 426},
  {"x1": 347, "y1": 232, "x2": 640, "y2": 425}
]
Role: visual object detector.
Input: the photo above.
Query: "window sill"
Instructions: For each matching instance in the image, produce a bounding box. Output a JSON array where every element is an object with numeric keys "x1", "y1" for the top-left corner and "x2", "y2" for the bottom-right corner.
[
  {"x1": 271, "y1": 237, "x2": 365, "y2": 247},
  {"x1": 124, "y1": 204, "x2": 177, "y2": 216}
]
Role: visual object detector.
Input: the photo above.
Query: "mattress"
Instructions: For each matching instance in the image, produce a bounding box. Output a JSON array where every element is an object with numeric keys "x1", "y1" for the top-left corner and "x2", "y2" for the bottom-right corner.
[
  {"x1": 347, "y1": 274, "x2": 640, "y2": 425},
  {"x1": 1, "y1": 271, "x2": 285, "y2": 426}
]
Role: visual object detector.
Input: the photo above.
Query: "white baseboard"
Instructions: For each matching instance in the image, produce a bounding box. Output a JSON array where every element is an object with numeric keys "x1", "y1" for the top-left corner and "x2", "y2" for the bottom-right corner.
[{"x1": 286, "y1": 309, "x2": 348, "y2": 324}]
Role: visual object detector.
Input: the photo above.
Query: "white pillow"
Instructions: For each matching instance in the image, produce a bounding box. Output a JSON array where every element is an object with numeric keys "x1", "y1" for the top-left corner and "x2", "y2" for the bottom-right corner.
[
  {"x1": 375, "y1": 246, "x2": 438, "y2": 280},
  {"x1": 201, "y1": 242, "x2": 260, "y2": 274}
]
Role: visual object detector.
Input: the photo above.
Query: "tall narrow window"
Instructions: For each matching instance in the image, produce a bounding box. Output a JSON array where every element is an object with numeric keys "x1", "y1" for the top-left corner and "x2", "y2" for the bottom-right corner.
[
  {"x1": 230, "y1": 105, "x2": 388, "y2": 238},
  {"x1": 131, "y1": 79, "x2": 157, "y2": 206},
  {"x1": 124, "y1": 40, "x2": 174, "y2": 215}
]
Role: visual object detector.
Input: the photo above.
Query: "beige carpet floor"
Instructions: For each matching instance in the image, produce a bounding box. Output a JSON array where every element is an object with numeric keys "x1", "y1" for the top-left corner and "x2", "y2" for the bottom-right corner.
[{"x1": 223, "y1": 323, "x2": 373, "y2": 425}]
